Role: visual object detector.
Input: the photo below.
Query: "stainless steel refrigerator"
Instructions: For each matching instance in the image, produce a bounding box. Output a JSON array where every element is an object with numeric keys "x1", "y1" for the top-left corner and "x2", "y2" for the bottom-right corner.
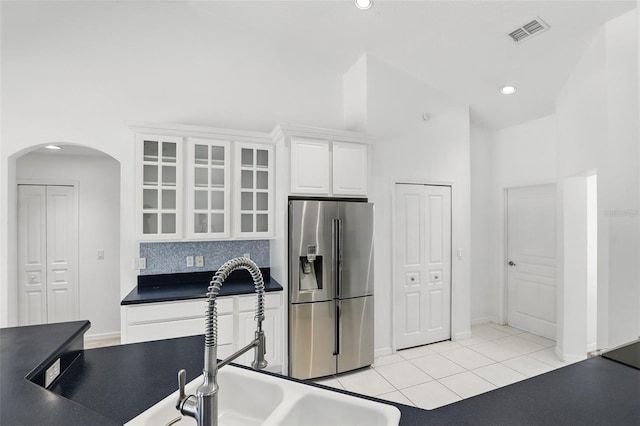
[{"x1": 288, "y1": 199, "x2": 374, "y2": 380}]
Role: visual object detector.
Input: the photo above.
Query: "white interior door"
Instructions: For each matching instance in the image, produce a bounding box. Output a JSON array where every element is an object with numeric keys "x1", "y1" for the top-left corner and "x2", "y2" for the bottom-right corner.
[
  {"x1": 18, "y1": 184, "x2": 78, "y2": 325},
  {"x1": 395, "y1": 184, "x2": 451, "y2": 350},
  {"x1": 18, "y1": 185, "x2": 47, "y2": 325},
  {"x1": 507, "y1": 184, "x2": 557, "y2": 339}
]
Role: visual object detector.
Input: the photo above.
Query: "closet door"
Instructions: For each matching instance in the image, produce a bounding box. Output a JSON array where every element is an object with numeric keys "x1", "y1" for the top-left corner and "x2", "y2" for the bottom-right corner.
[
  {"x1": 45, "y1": 186, "x2": 78, "y2": 323},
  {"x1": 18, "y1": 185, "x2": 78, "y2": 325},
  {"x1": 394, "y1": 184, "x2": 452, "y2": 350},
  {"x1": 18, "y1": 185, "x2": 47, "y2": 325}
]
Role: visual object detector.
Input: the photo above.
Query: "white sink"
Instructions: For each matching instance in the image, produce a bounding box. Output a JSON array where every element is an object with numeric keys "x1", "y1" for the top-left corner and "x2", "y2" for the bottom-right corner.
[{"x1": 125, "y1": 366, "x2": 401, "y2": 426}]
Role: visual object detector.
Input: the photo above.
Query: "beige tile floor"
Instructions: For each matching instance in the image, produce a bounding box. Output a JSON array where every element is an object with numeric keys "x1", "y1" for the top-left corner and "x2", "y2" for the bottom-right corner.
[
  {"x1": 313, "y1": 323, "x2": 579, "y2": 410},
  {"x1": 84, "y1": 336, "x2": 121, "y2": 349}
]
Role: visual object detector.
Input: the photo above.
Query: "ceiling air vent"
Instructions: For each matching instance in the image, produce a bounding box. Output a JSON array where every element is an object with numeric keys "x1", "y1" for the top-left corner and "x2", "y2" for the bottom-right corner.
[{"x1": 508, "y1": 17, "x2": 550, "y2": 44}]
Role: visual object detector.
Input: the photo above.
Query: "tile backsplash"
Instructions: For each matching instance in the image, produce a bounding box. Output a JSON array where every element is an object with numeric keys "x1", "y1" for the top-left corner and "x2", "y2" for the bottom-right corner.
[{"x1": 139, "y1": 240, "x2": 269, "y2": 275}]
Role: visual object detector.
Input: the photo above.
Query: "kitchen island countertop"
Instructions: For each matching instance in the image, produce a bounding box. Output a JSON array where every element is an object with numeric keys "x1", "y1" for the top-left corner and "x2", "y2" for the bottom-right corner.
[{"x1": 2, "y1": 321, "x2": 639, "y2": 426}]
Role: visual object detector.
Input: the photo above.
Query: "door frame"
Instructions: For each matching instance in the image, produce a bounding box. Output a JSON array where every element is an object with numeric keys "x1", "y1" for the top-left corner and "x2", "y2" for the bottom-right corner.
[
  {"x1": 391, "y1": 179, "x2": 454, "y2": 352},
  {"x1": 499, "y1": 181, "x2": 556, "y2": 327},
  {"x1": 16, "y1": 178, "x2": 79, "y2": 324}
]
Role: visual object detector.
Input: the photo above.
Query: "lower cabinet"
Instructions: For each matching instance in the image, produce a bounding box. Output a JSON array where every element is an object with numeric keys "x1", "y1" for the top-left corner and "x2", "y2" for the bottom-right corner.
[
  {"x1": 237, "y1": 293, "x2": 283, "y2": 368},
  {"x1": 123, "y1": 292, "x2": 283, "y2": 372}
]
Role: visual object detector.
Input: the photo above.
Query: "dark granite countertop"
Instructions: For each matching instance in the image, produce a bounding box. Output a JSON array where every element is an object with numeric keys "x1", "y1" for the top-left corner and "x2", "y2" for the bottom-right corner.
[
  {"x1": 3, "y1": 321, "x2": 640, "y2": 426},
  {"x1": 121, "y1": 268, "x2": 283, "y2": 305},
  {"x1": 0, "y1": 321, "x2": 118, "y2": 426}
]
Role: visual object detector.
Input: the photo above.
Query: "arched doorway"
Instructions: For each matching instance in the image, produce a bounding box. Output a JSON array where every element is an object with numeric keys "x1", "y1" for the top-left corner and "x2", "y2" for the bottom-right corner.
[{"x1": 9, "y1": 143, "x2": 121, "y2": 340}]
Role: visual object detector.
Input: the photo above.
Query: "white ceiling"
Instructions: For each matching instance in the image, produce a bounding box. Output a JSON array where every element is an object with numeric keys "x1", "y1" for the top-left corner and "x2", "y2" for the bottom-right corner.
[
  {"x1": 30, "y1": 144, "x2": 113, "y2": 157},
  {"x1": 12, "y1": 0, "x2": 637, "y2": 132},
  {"x1": 233, "y1": 0, "x2": 636, "y2": 129}
]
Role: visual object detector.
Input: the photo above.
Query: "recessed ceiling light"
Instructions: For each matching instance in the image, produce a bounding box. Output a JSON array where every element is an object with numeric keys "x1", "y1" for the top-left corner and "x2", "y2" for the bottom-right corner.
[
  {"x1": 355, "y1": 0, "x2": 373, "y2": 10},
  {"x1": 45, "y1": 145, "x2": 62, "y2": 150},
  {"x1": 500, "y1": 85, "x2": 517, "y2": 95}
]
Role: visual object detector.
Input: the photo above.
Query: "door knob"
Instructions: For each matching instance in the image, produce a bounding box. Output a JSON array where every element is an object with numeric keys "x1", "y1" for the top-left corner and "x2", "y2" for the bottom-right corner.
[{"x1": 508, "y1": 261, "x2": 516, "y2": 267}]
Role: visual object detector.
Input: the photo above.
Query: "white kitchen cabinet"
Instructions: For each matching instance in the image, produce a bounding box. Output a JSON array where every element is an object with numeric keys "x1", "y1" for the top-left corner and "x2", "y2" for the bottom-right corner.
[
  {"x1": 290, "y1": 139, "x2": 330, "y2": 194},
  {"x1": 123, "y1": 298, "x2": 232, "y2": 345},
  {"x1": 332, "y1": 141, "x2": 368, "y2": 196},
  {"x1": 122, "y1": 292, "x2": 283, "y2": 372},
  {"x1": 131, "y1": 123, "x2": 276, "y2": 241},
  {"x1": 234, "y1": 143, "x2": 274, "y2": 238},
  {"x1": 237, "y1": 293, "x2": 283, "y2": 371},
  {"x1": 290, "y1": 139, "x2": 368, "y2": 197},
  {"x1": 274, "y1": 125, "x2": 372, "y2": 198},
  {"x1": 186, "y1": 138, "x2": 231, "y2": 239},
  {"x1": 136, "y1": 134, "x2": 184, "y2": 240}
]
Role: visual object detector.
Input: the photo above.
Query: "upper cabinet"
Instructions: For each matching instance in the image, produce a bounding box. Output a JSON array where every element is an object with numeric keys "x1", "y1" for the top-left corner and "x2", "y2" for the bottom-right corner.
[
  {"x1": 332, "y1": 141, "x2": 368, "y2": 196},
  {"x1": 290, "y1": 139, "x2": 330, "y2": 194},
  {"x1": 274, "y1": 125, "x2": 373, "y2": 198},
  {"x1": 137, "y1": 134, "x2": 184, "y2": 240},
  {"x1": 186, "y1": 138, "x2": 231, "y2": 239},
  {"x1": 235, "y1": 143, "x2": 274, "y2": 238},
  {"x1": 132, "y1": 123, "x2": 275, "y2": 241}
]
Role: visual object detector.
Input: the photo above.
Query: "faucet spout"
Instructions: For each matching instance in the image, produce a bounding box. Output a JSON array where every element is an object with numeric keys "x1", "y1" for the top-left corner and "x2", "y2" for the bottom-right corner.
[{"x1": 176, "y1": 257, "x2": 267, "y2": 426}]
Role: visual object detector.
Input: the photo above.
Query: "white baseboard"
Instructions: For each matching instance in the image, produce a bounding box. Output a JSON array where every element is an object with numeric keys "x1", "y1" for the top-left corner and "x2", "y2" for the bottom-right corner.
[
  {"x1": 84, "y1": 331, "x2": 121, "y2": 342},
  {"x1": 453, "y1": 330, "x2": 472, "y2": 341},
  {"x1": 375, "y1": 347, "x2": 393, "y2": 358},
  {"x1": 471, "y1": 316, "x2": 500, "y2": 326},
  {"x1": 554, "y1": 346, "x2": 587, "y2": 363}
]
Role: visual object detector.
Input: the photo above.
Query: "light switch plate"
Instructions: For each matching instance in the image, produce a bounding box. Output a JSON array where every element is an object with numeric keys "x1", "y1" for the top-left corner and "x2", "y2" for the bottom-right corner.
[{"x1": 195, "y1": 255, "x2": 204, "y2": 267}]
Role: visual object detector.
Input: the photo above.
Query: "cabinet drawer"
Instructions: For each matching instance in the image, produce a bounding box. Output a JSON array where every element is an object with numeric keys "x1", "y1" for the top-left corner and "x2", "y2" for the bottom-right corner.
[
  {"x1": 238, "y1": 292, "x2": 281, "y2": 312},
  {"x1": 126, "y1": 310, "x2": 233, "y2": 344},
  {"x1": 127, "y1": 300, "x2": 206, "y2": 324},
  {"x1": 127, "y1": 317, "x2": 204, "y2": 343},
  {"x1": 215, "y1": 297, "x2": 234, "y2": 314},
  {"x1": 126, "y1": 297, "x2": 233, "y2": 324}
]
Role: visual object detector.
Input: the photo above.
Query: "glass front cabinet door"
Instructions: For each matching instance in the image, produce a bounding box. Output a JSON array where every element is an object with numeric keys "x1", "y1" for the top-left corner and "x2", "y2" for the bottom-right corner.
[
  {"x1": 186, "y1": 138, "x2": 231, "y2": 239},
  {"x1": 137, "y1": 134, "x2": 183, "y2": 240},
  {"x1": 234, "y1": 143, "x2": 274, "y2": 238}
]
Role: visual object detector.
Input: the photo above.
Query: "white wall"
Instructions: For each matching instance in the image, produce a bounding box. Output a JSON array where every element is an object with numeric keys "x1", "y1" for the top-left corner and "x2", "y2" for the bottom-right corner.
[
  {"x1": 492, "y1": 116, "x2": 557, "y2": 189},
  {"x1": 470, "y1": 124, "x2": 496, "y2": 323},
  {"x1": 345, "y1": 54, "x2": 472, "y2": 353},
  {"x1": 0, "y1": 1, "x2": 344, "y2": 327},
  {"x1": 556, "y1": 10, "x2": 639, "y2": 354},
  {"x1": 488, "y1": 116, "x2": 557, "y2": 325},
  {"x1": 603, "y1": 10, "x2": 640, "y2": 349},
  {"x1": 16, "y1": 152, "x2": 121, "y2": 337},
  {"x1": 474, "y1": 9, "x2": 639, "y2": 358}
]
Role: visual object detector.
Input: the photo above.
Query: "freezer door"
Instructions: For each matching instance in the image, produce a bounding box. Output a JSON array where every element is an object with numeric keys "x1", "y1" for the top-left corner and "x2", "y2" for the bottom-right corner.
[
  {"x1": 337, "y1": 296, "x2": 374, "y2": 374},
  {"x1": 288, "y1": 301, "x2": 337, "y2": 379},
  {"x1": 289, "y1": 200, "x2": 338, "y2": 304},
  {"x1": 338, "y1": 202, "x2": 374, "y2": 298}
]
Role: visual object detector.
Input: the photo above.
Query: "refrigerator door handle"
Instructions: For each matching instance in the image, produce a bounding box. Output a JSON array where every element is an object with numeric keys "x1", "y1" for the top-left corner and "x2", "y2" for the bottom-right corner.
[
  {"x1": 334, "y1": 301, "x2": 341, "y2": 356},
  {"x1": 336, "y1": 218, "x2": 343, "y2": 298},
  {"x1": 332, "y1": 218, "x2": 339, "y2": 298}
]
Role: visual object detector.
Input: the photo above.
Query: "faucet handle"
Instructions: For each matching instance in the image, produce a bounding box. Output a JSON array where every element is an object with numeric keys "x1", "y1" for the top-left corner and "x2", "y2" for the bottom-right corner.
[
  {"x1": 176, "y1": 369, "x2": 197, "y2": 418},
  {"x1": 177, "y1": 369, "x2": 187, "y2": 408}
]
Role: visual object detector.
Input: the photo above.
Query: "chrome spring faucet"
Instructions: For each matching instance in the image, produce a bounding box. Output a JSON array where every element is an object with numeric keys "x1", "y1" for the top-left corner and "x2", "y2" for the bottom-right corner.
[{"x1": 176, "y1": 257, "x2": 267, "y2": 426}]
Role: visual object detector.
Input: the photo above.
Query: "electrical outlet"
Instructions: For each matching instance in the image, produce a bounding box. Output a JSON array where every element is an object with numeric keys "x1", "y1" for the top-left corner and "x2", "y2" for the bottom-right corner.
[
  {"x1": 133, "y1": 258, "x2": 146, "y2": 270},
  {"x1": 186, "y1": 256, "x2": 194, "y2": 267},
  {"x1": 195, "y1": 255, "x2": 204, "y2": 267},
  {"x1": 45, "y1": 358, "x2": 61, "y2": 388},
  {"x1": 243, "y1": 253, "x2": 250, "y2": 259}
]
